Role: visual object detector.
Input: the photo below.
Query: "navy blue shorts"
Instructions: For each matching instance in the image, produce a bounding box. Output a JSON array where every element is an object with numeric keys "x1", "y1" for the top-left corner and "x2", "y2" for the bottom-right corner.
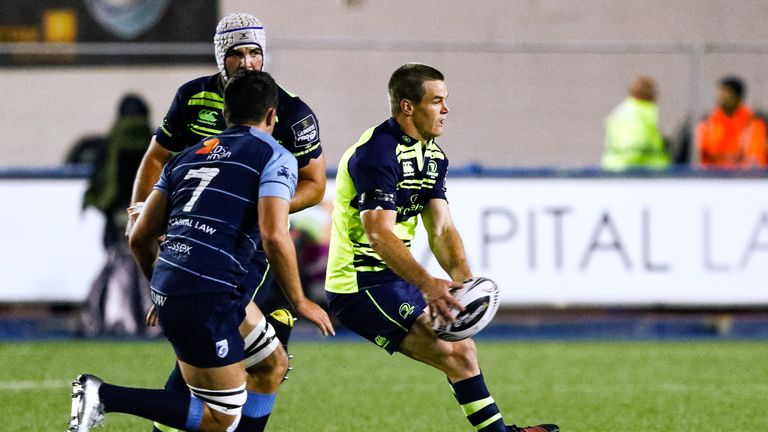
[
  {"x1": 327, "y1": 280, "x2": 427, "y2": 354},
  {"x1": 238, "y1": 250, "x2": 273, "y2": 310},
  {"x1": 154, "y1": 289, "x2": 246, "y2": 368}
]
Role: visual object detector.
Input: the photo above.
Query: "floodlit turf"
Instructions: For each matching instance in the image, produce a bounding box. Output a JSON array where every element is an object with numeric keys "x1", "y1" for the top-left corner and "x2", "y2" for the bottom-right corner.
[{"x1": 1, "y1": 339, "x2": 766, "y2": 431}]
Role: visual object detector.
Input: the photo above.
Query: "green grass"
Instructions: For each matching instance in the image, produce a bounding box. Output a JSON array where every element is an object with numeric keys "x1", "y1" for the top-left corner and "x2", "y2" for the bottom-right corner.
[{"x1": 1, "y1": 339, "x2": 767, "y2": 431}]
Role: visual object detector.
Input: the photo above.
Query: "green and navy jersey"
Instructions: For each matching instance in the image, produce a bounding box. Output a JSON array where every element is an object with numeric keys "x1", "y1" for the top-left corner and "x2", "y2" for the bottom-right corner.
[
  {"x1": 151, "y1": 125, "x2": 298, "y2": 296},
  {"x1": 325, "y1": 118, "x2": 448, "y2": 294},
  {"x1": 156, "y1": 72, "x2": 322, "y2": 168}
]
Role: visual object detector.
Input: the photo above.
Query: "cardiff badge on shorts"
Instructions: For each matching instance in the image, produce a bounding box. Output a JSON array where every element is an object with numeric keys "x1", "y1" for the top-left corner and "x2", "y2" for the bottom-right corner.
[
  {"x1": 84, "y1": 0, "x2": 170, "y2": 40},
  {"x1": 215, "y1": 339, "x2": 229, "y2": 358}
]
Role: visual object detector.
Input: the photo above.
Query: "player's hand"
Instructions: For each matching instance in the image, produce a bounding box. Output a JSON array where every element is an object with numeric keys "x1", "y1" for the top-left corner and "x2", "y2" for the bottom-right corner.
[
  {"x1": 421, "y1": 277, "x2": 464, "y2": 325},
  {"x1": 294, "y1": 299, "x2": 335, "y2": 337},
  {"x1": 145, "y1": 305, "x2": 159, "y2": 327},
  {"x1": 125, "y1": 212, "x2": 139, "y2": 238}
]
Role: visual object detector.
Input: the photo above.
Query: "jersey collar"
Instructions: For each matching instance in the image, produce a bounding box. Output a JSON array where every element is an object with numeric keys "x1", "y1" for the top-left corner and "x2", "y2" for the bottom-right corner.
[{"x1": 387, "y1": 117, "x2": 432, "y2": 147}]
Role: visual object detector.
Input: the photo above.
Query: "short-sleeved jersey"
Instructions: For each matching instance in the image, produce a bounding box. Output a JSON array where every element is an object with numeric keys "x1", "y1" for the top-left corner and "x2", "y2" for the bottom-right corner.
[
  {"x1": 151, "y1": 125, "x2": 298, "y2": 296},
  {"x1": 155, "y1": 72, "x2": 322, "y2": 169},
  {"x1": 325, "y1": 118, "x2": 449, "y2": 294}
]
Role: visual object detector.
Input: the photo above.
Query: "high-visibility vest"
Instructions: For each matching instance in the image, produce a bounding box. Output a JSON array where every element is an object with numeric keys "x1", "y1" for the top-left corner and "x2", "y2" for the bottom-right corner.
[
  {"x1": 696, "y1": 105, "x2": 768, "y2": 168},
  {"x1": 602, "y1": 97, "x2": 669, "y2": 171}
]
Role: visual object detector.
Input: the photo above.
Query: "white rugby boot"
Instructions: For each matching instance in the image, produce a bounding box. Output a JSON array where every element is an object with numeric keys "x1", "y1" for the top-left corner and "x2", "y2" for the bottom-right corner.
[{"x1": 68, "y1": 374, "x2": 105, "y2": 432}]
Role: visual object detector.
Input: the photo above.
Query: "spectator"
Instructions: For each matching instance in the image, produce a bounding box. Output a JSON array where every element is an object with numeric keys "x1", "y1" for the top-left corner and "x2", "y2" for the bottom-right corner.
[
  {"x1": 602, "y1": 76, "x2": 670, "y2": 171},
  {"x1": 696, "y1": 75, "x2": 768, "y2": 168},
  {"x1": 79, "y1": 93, "x2": 156, "y2": 337},
  {"x1": 64, "y1": 135, "x2": 107, "y2": 167}
]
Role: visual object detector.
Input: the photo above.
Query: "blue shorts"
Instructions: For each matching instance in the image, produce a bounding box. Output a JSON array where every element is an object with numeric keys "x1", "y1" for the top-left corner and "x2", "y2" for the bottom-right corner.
[
  {"x1": 154, "y1": 289, "x2": 246, "y2": 368},
  {"x1": 327, "y1": 280, "x2": 427, "y2": 354}
]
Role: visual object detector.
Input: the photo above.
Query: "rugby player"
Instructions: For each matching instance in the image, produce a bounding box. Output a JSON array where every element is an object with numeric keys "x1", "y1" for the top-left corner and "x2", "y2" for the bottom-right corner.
[
  {"x1": 125, "y1": 12, "x2": 332, "y2": 432},
  {"x1": 70, "y1": 70, "x2": 329, "y2": 432},
  {"x1": 324, "y1": 63, "x2": 559, "y2": 432}
]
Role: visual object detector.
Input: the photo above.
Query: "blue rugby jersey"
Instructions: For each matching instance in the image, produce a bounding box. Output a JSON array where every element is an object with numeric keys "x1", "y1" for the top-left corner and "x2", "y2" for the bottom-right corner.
[
  {"x1": 151, "y1": 125, "x2": 298, "y2": 296},
  {"x1": 325, "y1": 118, "x2": 449, "y2": 294},
  {"x1": 155, "y1": 72, "x2": 322, "y2": 169}
]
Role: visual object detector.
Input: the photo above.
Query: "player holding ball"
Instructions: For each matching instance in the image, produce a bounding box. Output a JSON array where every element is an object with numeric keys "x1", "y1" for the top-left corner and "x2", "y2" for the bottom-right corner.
[{"x1": 324, "y1": 63, "x2": 559, "y2": 432}]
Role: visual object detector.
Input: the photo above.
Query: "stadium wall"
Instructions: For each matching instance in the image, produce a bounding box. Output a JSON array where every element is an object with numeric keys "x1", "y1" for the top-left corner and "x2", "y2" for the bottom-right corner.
[
  {"x1": 3, "y1": 1, "x2": 768, "y2": 169},
  {"x1": 3, "y1": 171, "x2": 766, "y2": 308}
]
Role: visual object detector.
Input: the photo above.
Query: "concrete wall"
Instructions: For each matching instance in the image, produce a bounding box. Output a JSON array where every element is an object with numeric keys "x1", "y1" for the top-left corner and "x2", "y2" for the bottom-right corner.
[{"x1": 2, "y1": 0, "x2": 768, "y2": 168}]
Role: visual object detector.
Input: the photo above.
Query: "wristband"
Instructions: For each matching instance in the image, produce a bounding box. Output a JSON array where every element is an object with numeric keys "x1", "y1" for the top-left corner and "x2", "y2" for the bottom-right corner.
[{"x1": 127, "y1": 202, "x2": 145, "y2": 217}]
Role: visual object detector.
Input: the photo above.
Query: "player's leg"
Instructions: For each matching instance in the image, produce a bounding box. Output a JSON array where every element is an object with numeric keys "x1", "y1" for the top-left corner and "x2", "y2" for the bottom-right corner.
[
  {"x1": 251, "y1": 256, "x2": 296, "y2": 381},
  {"x1": 151, "y1": 298, "x2": 289, "y2": 432},
  {"x1": 330, "y1": 282, "x2": 507, "y2": 432},
  {"x1": 234, "y1": 301, "x2": 288, "y2": 431},
  {"x1": 70, "y1": 360, "x2": 246, "y2": 432},
  {"x1": 70, "y1": 291, "x2": 248, "y2": 432},
  {"x1": 151, "y1": 301, "x2": 288, "y2": 432},
  {"x1": 251, "y1": 259, "x2": 296, "y2": 353},
  {"x1": 400, "y1": 314, "x2": 508, "y2": 431},
  {"x1": 400, "y1": 314, "x2": 558, "y2": 432},
  {"x1": 150, "y1": 362, "x2": 187, "y2": 432},
  {"x1": 328, "y1": 281, "x2": 557, "y2": 432}
]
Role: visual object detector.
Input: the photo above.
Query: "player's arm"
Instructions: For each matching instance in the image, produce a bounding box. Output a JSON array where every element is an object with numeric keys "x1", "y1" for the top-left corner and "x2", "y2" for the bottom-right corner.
[
  {"x1": 128, "y1": 188, "x2": 168, "y2": 281},
  {"x1": 290, "y1": 153, "x2": 326, "y2": 213},
  {"x1": 361, "y1": 209, "x2": 463, "y2": 322},
  {"x1": 258, "y1": 196, "x2": 335, "y2": 336},
  {"x1": 421, "y1": 199, "x2": 472, "y2": 282},
  {"x1": 126, "y1": 137, "x2": 173, "y2": 235}
]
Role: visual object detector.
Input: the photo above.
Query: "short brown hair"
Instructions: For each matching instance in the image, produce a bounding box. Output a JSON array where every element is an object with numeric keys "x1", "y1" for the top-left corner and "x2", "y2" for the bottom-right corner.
[{"x1": 388, "y1": 63, "x2": 444, "y2": 116}]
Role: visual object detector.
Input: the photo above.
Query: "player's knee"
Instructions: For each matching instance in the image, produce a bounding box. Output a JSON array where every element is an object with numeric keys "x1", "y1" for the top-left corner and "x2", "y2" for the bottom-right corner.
[
  {"x1": 247, "y1": 345, "x2": 288, "y2": 384},
  {"x1": 270, "y1": 346, "x2": 290, "y2": 378},
  {"x1": 243, "y1": 315, "x2": 281, "y2": 369},
  {"x1": 189, "y1": 384, "x2": 246, "y2": 432},
  {"x1": 447, "y1": 338, "x2": 478, "y2": 371},
  {"x1": 200, "y1": 413, "x2": 236, "y2": 432}
]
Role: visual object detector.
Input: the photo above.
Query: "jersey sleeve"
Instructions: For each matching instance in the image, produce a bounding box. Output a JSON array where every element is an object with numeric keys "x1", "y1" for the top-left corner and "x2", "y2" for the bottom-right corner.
[
  {"x1": 425, "y1": 157, "x2": 449, "y2": 201},
  {"x1": 348, "y1": 147, "x2": 399, "y2": 212},
  {"x1": 154, "y1": 88, "x2": 187, "y2": 153},
  {"x1": 282, "y1": 99, "x2": 322, "y2": 168},
  {"x1": 259, "y1": 148, "x2": 298, "y2": 201}
]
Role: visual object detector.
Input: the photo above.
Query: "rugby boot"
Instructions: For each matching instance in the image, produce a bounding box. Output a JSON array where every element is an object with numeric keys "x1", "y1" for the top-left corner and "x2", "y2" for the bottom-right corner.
[
  {"x1": 267, "y1": 308, "x2": 296, "y2": 381},
  {"x1": 267, "y1": 308, "x2": 296, "y2": 349},
  {"x1": 68, "y1": 374, "x2": 105, "y2": 432}
]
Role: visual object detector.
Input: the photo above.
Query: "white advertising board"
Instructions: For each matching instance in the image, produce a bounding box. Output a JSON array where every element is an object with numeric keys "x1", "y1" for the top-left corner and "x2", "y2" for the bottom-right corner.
[
  {"x1": 409, "y1": 178, "x2": 768, "y2": 306},
  {"x1": 0, "y1": 179, "x2": 105, "y2": 302},
  {"x1": 2, "y1": 176, "x2": 767, "y2": 306}
]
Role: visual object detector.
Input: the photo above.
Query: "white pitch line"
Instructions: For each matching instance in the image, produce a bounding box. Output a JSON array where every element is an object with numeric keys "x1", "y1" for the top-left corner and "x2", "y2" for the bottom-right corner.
[{"x1": 0, "y1": 380, "x2": 71, "y2": 391}]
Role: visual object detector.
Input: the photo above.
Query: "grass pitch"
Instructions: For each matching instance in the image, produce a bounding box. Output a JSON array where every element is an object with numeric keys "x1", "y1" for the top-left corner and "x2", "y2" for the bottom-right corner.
[{"x1": 1, "y1": 339, "x2": 766, "y2": 431}]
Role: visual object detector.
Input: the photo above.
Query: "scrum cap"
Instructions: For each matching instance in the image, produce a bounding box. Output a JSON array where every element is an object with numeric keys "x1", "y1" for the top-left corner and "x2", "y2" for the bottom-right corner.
[{"x1": 214, "y1": 12, "x2": 266, "y2": 82}]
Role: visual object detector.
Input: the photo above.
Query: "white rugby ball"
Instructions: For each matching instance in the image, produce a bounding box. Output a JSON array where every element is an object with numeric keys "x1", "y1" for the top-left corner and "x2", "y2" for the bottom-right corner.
[{"x1": 433, "y1": 277, "x2": 500, "y2": 341}]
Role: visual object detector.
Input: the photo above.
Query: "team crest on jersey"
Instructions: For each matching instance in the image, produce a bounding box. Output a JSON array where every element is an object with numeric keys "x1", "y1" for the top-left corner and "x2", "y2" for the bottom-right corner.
[
  {"x1": 215, "y1": 339, "x2": 229, "y2": 358},
  {"x1": 277, "y1": 166, "x2": 298, "y2": 185},
  {"x1": 427, "y1": 160, "x2": 439, "y2": 178},
  {"x1": 291, "y1": 115, "x2": 319, "y2": 148}
]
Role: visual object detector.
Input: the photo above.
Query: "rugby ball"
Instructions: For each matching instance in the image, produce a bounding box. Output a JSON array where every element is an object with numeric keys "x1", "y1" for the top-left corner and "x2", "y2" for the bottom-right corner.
[{"x1": 433, "y1": 277, "x2": 500, "y2": 341}]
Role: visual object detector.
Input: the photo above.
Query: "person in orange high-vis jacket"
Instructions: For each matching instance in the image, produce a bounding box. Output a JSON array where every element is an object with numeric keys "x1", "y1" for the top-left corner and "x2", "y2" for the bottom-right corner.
[{"x1": 696, "y1": 76, "x2": 768, "y2": 168}]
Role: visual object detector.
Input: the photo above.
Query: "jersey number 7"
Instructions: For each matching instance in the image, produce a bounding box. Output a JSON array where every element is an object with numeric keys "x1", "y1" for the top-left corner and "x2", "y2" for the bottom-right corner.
[{"x1": 182, "y1": 167, "x2": 220, "y2": 211}]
